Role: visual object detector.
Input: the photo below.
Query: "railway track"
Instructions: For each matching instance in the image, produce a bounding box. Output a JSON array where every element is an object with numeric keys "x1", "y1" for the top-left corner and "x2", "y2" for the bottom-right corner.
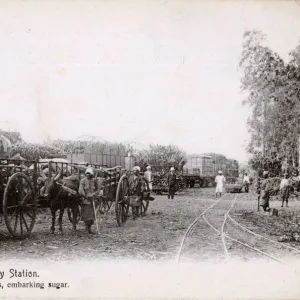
[{"x1": 176, "y1": 193, "x2": 300, "y2": 264}]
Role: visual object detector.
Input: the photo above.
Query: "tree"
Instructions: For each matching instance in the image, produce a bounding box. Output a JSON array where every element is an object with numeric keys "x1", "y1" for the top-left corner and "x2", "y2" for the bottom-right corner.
[
  {"x1": 239, "y1": 30, "x2": 300, "y2": 169},
  {"x1": 136, "y1": 144, "x2": 186, "y2": 170},
  {"x1": 0, "y1": 130, "x2": 23, "y2": 145}
]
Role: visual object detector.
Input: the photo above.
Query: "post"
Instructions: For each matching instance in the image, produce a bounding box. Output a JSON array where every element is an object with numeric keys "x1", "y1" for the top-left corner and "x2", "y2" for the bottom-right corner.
[
  {"x1": 298, "y1": 134, "x2": 300, "y2": 168},
  {"x1": 33, "y1": 162, "x2": 38, "y2": 194},
  {"x1": 262, "y1": 97, "x2": 265, "y2": 155},
  {"x1": 48, "y1": 161, "x2": 52, "y2": 177}
]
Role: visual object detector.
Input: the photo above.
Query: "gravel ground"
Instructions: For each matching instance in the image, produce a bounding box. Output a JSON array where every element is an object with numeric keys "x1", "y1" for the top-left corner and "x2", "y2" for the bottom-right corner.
[{"x1": 1, "y1": 187, "x2": 300, "y2": 263}]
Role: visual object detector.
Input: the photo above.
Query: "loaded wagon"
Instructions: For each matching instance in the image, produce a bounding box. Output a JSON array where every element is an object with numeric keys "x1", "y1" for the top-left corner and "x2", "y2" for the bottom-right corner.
[
  {"x1": 182, "y1": 154, "x2": 240, "y2": 187},
  {"x1": 0, "y1": 158, "x2": 154, "y2": 239},
  {"x1": 150, "y1": 165, "x2": 185, "y2": 194},
  {"x1": 182, "y1": 155, "x2": 215, "y2": 187}
]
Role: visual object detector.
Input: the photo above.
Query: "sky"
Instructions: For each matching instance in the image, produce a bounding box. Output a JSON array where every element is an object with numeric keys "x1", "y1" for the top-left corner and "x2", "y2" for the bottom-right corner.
[{"x1": 0, "y1": 1, "x2": 300, "y2": 163}]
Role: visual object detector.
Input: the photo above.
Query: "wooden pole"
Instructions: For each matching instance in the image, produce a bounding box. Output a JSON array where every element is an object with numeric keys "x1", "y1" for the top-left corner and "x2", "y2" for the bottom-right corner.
[
  {"x1": 262, "y1": 96, "x2": 266, "y2": 156},
  {"x1": 92, "y1": 199, "x2": 100, "y2": 235},
  {"x1": 298, "y1": 134, "x2": 300, "y2": 168}
]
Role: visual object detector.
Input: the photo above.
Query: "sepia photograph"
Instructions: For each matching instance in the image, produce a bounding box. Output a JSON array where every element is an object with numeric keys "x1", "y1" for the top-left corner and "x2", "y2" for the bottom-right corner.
[{"x1": 0, "y1": 0, "x2": 300, "y2": 299}]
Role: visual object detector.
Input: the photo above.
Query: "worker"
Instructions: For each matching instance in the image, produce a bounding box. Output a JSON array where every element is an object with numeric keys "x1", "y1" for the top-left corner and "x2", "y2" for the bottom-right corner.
[
  {"x1": 280, "y1": 173, "x2": 290, "y2": 207},
  {"x1": 144, "y1": 165, "x2": 153, "y2": 191},
  {"x1": 215, "y1": 170, "x2": 226, "y2": 198},
  {"x1": 243, "y1": 172, "x2": 250, "y2": 193},
  {"x1": 167, "y1": 167, "x2": 177, "y2": 199},
  {"x1": 259, "y1": 171, "x2": 271, "y2": 212},
  {"x1": 78, "y1": 167, "x2": 99, "y2": 234},
  {"x1": 129, "y1": 166, "x2": 144, "y2": 219}
]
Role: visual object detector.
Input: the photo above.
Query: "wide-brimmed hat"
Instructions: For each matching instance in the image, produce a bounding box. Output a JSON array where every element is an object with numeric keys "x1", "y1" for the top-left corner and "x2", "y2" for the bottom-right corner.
[
  {"x1": 170, "y1": 167, "x2": 175, "y2": 171},
  {"x1": 85, "y1": 167, "x2": 94, "y2": 175},
  {"x1": 133, "y1": 166, "x2": 141, "y2": 172},
  {"x1": 218, "y1": 170, "x2": 222, "y2": 174},
  {"x1": 146, "y1": 166, "x2": 151, "y2": 170}
]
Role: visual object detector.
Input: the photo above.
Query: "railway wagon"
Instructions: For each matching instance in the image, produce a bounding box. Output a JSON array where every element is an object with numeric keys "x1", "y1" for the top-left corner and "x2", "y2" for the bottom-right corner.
[
  {"x1": 225, "y1": 159, "x2": 239, "y2": 177},
  {"x1": 182, "y1": 155, "x2": 214, "y2": 187},
  {"x1": 182, "y1": 154, "x2": 240, "y2": 187},
  {"x1": 67, "y1": 152, "x2": 136, "y2": 169}
]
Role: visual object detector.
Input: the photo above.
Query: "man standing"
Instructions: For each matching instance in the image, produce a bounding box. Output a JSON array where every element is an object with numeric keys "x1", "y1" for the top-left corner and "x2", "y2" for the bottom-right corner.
[
  {"x1": 78, "y1": 167, "x2": 99, "y2": 234},
  {"x1": 259, "y1": 171, "x2": 271, "y2": 212},
  {"x1": 129, "y1": 166, "x2": 145, "y2": 220},
  {"x1": 144, "y1": 165, "x2": 153, "y2": 192},
  {"x1": 215, "y1": 170, "x2": 226, "y2": 198},
  {"x1": 280, "y1": 173, "x2": 290, "y2": 207},
  {"x1": 243, "y1": 172, "x2": 250, "y2": 193},
  {"x1": 167, "y1": 167, "x2": 177, "y2": 199}
]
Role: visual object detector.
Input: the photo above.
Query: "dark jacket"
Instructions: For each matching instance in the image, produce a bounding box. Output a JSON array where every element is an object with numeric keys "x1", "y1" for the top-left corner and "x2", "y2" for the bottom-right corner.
[{"x1": 167, "y1": 173, "x2": 177, "y2": 186}]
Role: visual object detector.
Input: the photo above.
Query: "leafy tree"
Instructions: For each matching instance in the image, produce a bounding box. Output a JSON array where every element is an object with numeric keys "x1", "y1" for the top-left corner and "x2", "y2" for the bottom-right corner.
[
  {"x1": 239, "y1": 30, "x2": 300, "y2": 169},
  {"x1": 136, "y1": 144, "x2": 186, "y2": 170},
  {"x1": 0, "y1": 130, "x2": 23, "y2": 145}
]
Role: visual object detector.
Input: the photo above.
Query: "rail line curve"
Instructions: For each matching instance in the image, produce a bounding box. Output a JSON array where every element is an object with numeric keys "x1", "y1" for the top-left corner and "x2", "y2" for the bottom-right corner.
[{"x1": 176, "y1": 193, "x2": 300, "y2": 264}]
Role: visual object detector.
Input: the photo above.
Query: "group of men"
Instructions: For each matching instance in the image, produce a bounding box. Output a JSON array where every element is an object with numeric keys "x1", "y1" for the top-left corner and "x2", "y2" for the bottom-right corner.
[
  {"x1": 258, "y1": 170, "x2": 300, "y2": 212},
  {"x1": 214, "y1": 171, "x2": 251, "y2": 198},
  {"x1": 143, "y1": 165, "x2": 177, "y2": 199},
  {"x1": 78, "y1": 164, "x2": 177, "y2": 234}
]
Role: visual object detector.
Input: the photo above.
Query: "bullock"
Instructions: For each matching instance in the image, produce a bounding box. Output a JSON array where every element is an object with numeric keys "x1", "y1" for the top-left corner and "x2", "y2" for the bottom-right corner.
[{"x1": 40, "y1": 171, "x2": 81, "y2": 234}]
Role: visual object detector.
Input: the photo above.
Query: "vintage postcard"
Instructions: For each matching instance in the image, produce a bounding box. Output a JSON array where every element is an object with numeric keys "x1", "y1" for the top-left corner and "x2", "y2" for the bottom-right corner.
[{"x1": 0, "y1": 0, "x2": 300, "y2": 299}]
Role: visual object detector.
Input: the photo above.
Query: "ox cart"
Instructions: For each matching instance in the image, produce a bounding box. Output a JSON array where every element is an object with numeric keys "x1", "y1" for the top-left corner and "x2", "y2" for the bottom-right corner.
[
  {"x1": 0, "y1": 159, "x2": 39, "y2": 239},
  {"x1": 95, "y1": 167, "x2": 153, "y2": 226},
  {"x1": 0, "y1": 158, "x2": 153, "y2": 239}
]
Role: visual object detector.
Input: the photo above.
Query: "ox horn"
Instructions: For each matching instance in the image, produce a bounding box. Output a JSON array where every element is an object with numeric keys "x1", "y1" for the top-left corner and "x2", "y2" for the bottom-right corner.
[{"x1": 53, "y1": 170, "x2": 62, "y2": 182}]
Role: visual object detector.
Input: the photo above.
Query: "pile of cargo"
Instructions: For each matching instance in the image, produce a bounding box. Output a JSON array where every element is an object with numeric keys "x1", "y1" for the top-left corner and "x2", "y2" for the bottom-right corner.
[{"x1": 182, "y1": 153, "x2": 239, "y2": 187}]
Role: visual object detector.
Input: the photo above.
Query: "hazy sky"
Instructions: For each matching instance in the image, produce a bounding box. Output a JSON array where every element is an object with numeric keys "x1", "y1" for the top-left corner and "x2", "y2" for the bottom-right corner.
[{"x1": 0, "y1": 1, "x2": 300, "y2": 162}]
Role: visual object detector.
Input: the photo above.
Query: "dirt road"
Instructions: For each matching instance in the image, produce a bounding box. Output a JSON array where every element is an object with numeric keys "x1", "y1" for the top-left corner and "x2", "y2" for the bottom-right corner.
[{"x1": 1, "y1": 188, "x2": 300, "y2": 263}]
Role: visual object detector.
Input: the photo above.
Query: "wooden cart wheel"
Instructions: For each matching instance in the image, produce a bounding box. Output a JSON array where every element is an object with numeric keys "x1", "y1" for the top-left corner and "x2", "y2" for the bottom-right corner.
[
  {"x1": 115, "y1": 174, "x2": 130, "y2": 226},
  {"x1": 99, "y1": 198, "x2": 114, "y2": 214},
  {"x1": 140, "y1": 178, "x2": 150, "y2": 217},
  {"x1": 99, "y1": 185, "x2": 114, "y2": 214},
  {"x1": 3, "y1": 172, "x2": 37, "y2": 239},
  {"x1": 67, "y1": 206, "x2": 81, "y2": 224}
]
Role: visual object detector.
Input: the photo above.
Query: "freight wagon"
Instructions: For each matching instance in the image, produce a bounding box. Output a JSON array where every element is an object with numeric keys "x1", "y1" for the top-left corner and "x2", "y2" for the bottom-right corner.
[
  {"x1": 182, "y1": 154, "x2": 239, "y2": 187},
  {"x1": 182, "y1": 155, "x2": 215, "y2": 187}
]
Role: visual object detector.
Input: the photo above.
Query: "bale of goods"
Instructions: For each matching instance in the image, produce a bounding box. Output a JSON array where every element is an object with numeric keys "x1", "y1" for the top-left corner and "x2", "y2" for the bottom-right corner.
[
  {"x1": 183, "y1": 153, "x2": 239, "y2": 180},
  {"x1": 183, "y1": 155, "x2": 214, "y2": 177}
]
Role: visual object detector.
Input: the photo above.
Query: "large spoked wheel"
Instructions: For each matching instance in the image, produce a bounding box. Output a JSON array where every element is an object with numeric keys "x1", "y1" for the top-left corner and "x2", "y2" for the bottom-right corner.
[
  {"x1": 140, "y1": 178, "x2": 150, "y2": 217},
  {"x1": 115, "y1": 174, "x2": 130, "y2": 226},
  {"x1": 3, "y1": 172, "x2": 37, "y2": 239}
]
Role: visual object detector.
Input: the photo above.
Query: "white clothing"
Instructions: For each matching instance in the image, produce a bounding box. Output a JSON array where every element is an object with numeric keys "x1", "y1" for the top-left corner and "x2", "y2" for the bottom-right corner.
[
  {"x1": 216, "y1": 186, "x2": 223, "y2": 193},
  {"x1": 280, "y1": 178, "x2": 289, "y2": 190},
  {"x1": 215, "y1": 175, "x2": 225, "y2": 186},
  {"x1": 215, "y1": 175, "x2": 225, "y2": 193},
  {"x1": 243, "y1": 175, "x2": 250, "y2": 184},
  {"x1": 144, "y1": 170, "x2": 153, "y2": 191}
]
